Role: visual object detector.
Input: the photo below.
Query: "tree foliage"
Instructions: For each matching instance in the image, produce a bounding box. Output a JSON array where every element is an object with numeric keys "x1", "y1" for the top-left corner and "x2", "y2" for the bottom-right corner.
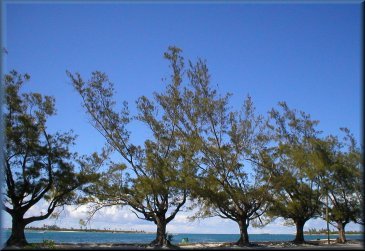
[
  {"x1": 313, "y1": 128, "x2": 363, "y2": 243},
  {"x1": 67, "y1": 54, "x2": 196, "y2": 247},
  {"x1": 265, "y1": 102, "x2": 323, "y2": 243},
  {"x1": 3, "y1": 47, "x2": 362, "y2": 248},
  {"x1": 156, "y1": 47, "x2": 274, "y2": 246},
  {"x1": 3, "y1": 70, "x2": 99, "y2": 247}
]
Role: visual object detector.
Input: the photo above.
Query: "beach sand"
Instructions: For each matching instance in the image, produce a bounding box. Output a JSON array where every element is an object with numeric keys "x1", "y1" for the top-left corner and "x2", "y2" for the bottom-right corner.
[
  {"x1": 179, "y1": 239, "x2": 363, "y2": 249},
  {"x1": 3, "y1": 239, "x2": 363, "y2": 250}
]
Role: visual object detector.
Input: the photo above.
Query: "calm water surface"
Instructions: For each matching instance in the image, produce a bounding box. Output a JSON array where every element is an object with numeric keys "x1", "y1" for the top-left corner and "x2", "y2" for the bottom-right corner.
[{"x1": 1, "y1": 230, "x2": 363, "y2": 244}]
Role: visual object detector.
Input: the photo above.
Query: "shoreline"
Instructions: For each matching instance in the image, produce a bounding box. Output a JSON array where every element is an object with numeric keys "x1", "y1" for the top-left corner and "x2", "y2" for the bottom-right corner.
[
  {"x1": 2, "y1": 239, "x2": 363, "y2": 250},
  {"x1": 3, "y1": 228, "x2": 364, "y2": 236},
  {"x1": 2, "y1": 228, "x2": 154, "y2": 234}
]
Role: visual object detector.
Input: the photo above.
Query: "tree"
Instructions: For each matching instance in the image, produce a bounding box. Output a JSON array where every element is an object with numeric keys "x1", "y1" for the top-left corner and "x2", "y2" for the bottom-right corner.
[
  {"x1": 157, "y1": 48, "x2": 274, "y2": 246},
  {"x1": 67, "y1": 53, "x2": 196, "y2": 247},
  {"x1": 313, "y1": 128, "x2": 363, "y2": 243},
  {"x1": 2, "y1": 70, "x2": 99, "y2": 247},
  {"x1": 79, "y1": 219, "x2": 86, "y2": 230},
  {"x1": 265, "y1": 102, "x2": 323, "y2": 244}
]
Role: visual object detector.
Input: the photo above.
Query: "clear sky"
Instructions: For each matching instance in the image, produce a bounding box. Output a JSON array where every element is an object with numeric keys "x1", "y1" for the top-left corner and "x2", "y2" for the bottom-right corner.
[{"x1": 1, "y1": 1, "x2": 362, "y2": 234}]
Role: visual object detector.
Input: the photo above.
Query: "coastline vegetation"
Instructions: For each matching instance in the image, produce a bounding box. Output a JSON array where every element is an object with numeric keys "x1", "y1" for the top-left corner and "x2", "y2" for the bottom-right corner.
[
  {"x1": 21, "y1": 225, "x2": 147, "y2": 233},
  {"x1": 304, "y1": 228, "x2": 364, "y2": 235},
  {"x1": 8, "y1": 225, "x2": 365, "y2": 235},
  {"x1": 2, "y1": 46, "x2": 363, "y2": 248}
]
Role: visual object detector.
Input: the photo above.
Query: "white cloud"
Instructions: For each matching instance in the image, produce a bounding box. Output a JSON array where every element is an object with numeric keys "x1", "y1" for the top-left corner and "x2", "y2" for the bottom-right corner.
[
  {"x1": 2, "y1": 200, "x2": 363, "y2": 235},
  {"x1": 65, "y1": 205, "x2": 89, "y2": 219},
  {"x1": 23, "y1": 200, "x2": 49, "y2": 218},
  {"x1": 173, "y1": 214, "x2": 189, "y2": 223}
]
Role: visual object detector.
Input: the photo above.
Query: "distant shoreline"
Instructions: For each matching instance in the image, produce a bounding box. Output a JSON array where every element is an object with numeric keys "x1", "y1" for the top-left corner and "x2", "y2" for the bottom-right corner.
[
  {"x1": 304, "y1": 233, "x2": 364, "y2": 236},
  {"x1": 3, "y1": 228, "x2": 153, "y2": 234},
  {"x1": 2, "y1": 228, "x2": 363, "y2": 236}
]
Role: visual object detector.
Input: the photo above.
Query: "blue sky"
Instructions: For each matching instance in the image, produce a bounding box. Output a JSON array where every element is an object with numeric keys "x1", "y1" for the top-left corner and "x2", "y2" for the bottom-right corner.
[{"x1": 1, "y1": 1, "x2": 362, "y2": 234}]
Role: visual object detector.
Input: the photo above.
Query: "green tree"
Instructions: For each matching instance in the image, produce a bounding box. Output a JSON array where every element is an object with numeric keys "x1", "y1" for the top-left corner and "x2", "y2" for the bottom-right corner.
[
  {"x1": 2, "y1": 71, "x2": 99, "y2": 247},
  {"x1": 265, "y1": 102, "x2": 323, "y2": 244},
  {"x1": 313, "y1": 129, "x2": 363, "y2": 243},
  {"x1": 79, "y1": 219, "x2": 87, "y2": 230},
  {"x1": 67, "y1": 62, "x2": 195, "y2": 247},
  {"x1": 157, "y1": 47, "x2": 273, "y2": 246}
]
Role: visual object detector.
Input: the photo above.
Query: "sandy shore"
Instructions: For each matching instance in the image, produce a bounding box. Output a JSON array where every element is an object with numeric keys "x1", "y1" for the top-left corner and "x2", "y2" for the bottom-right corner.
[
  {"x1": 3, "y1": 239, "x2": 363, "y2": 250},
  {"x1": 180, "y1": 239, "x2": 363, "y2": 249},
  {"x1": 179, "y1": 239, "x2": 363, "y2": 249}
]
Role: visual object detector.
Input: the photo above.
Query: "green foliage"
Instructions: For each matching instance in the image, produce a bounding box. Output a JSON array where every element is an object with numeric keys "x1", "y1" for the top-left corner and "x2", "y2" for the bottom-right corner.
[
  {"x1": 156, "y1": 47, "x2": 274, "y2": 244},
  {"x1": 24, "y1": 243, "x2": 41, "y2": 249},
  {"x1": 42, "y1": 239, "x2": 56, "y2": 249},
  {"x1": 3, "y1": 70, "x2": 100, "y2": 246},
  {"x1": 265, "y1": 102, "x2": 323, "y2": 227},
  {"x1": 79, "y1": 219, "x2": 87, "y2": 229},
  {"x1": 67, "y1": 47, "x2": 197, "y2": 246},
  {"x1": 305, "y1": 228, "x2": 363, "y2": 235},
  {"x1": 313, "y1": 129, "x2": 362, "y2": 230},
  {"x1": 23, "y1": 240, "x2": 57, "y2": 249},
  {"x1": 25, "y1": 239, "x2": 79, "y2": 249},
  {"x1": 67, "y1": 47, "x2": 362, "y2": 246}
]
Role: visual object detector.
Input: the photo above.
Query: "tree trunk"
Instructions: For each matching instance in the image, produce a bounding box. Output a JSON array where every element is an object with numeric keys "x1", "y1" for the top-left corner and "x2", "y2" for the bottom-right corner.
[
  {"x1": 235, "y1": 219, "x2": 250, "y2": 246},
  {"x1": 150, "y1": 216, "x2": 170, "y2": 247},
  {"x1": 6, "y1": 216, "x2": 28, "y2": 247},
  {"x1": 293, "y1": 219, "x2": 305, "y2": 244},
  {"x1": 336, "y1": 222, "x2": 347, "y2": 244}
]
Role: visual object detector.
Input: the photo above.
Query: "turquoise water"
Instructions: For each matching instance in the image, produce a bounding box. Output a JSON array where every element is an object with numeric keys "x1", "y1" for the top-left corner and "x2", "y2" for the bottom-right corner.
[{"x1": 0, "y1": 230, "x2": 363, "y2": 244}]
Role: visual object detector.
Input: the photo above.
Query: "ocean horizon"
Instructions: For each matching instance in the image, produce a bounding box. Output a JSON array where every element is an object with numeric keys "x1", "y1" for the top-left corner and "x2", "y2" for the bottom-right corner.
[{"x1": 1, "y1": 229, "x2": 363, "y2": 245}]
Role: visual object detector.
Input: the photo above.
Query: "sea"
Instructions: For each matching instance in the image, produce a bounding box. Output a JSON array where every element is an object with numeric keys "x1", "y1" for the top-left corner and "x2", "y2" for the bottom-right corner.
[{"x1": 0, "y1": 230, "x2": 363, "y2": 245}]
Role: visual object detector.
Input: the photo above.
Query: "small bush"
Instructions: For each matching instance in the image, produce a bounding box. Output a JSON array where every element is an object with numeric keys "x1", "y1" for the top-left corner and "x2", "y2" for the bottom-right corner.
[
  {"x1": 42, "y1": 239, "x2": 56, "y2": 249},
  {"x1": 166, "y1": 232, "x2": 174, "y2": 242},
  {"x1": 24, "y1": 243, "x2": 40, "y2": 249}
]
